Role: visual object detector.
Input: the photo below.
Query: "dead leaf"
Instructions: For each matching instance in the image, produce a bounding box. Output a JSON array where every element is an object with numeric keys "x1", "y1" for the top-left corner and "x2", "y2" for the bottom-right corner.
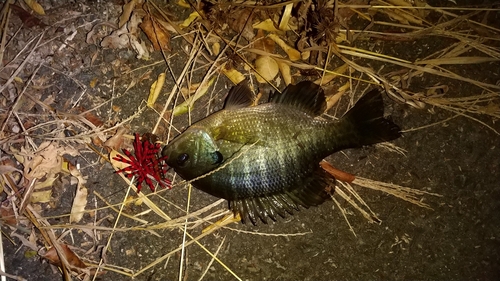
[
  {"x1": 20, "y1": 142, "x2": 79, "y2": 180},
  {"x1": 268, "y1": 34, "x2": 301, "y2": 61},
  {"x1": 212, "y1": 41, "x2": 221, "y2": 56},
  {"x1": 253, "y1": 19, "x2": 282, "y2": 33},
  {"x1": 0, "y1": 204, "x2": 17, "y2": 226},
  {"x1": 11, "y1": 232, "x2": 38, "y2": 251},
  {"x1": 112, "y1": 105, "x2": 122, "y2": 113},
  {"x1": 23, "y1": 0, "x2": 45, "y2": 15},
  {"x1": 254, "y1": 56, "x2": 279, "y2": 83},
  {"x1": 177, "y1": 0, "x2": 190, "y2": 8},
  {"x1": 173, "y1": 77, "x2": 215, "y2": 116},
  {"x1": 89, "y1": 77, "x2": 98, "y2": 88},
  {"x1": 41, "y1": 244, "x2": 87, "y2": 269},
  {"x1": 104, "y1": 127, "x2": 128, "y2": 151},
  {"x1": 314, "y1": 63, "x2": 349, "y2": 85},
  {"x1": 110, "y1": 150, "x2": 131, "y2": 170},
  {"x1": 228, "y1": 8, "x2": 254, "y2": 41},
  {"x1": 140, "y1": 15, "x2": 171, "y2": 51},
  {"x1": 119, "y1": 0, "x2": 140, "y2": 28},
  {"x1": 180, "y1": 11, "x2": 200, "y2": 28},
  {"x1": 10, "y1": 4, "x2": 47, "y2": 28},
  {"x1": 70, "y1": 185, "x2": 88, "y2": 223},
  {"x1": 325, "y1": 83, "x2": 350, "y2": 111},
  {"x1": 0, "y1": 163, "x2": 22, "y2": 175},
  {"x1": 34, "y1": 174, "x2": 58, "y2": 189},
  {"x1": 278, "y1": 3, "x2": 294, "y2": 31},
  {"x1": 100, "y1": 24, "x2": 130, "y2": 49},
  {"x1": 83, "y1": 111, "x2": 104, "y2": 127},
  {"x1": 253, "y1": 29, "x2": 275, "y2": 53},
  {"x1": 31, "y1": 189, "x2": 52, "y2": 203},
  {"x1": 320, "y1": 160, "x2": 356, "y2": 183},
  {"x1": 276, "y1": 60, "x2": 292, "y2": 85},
  {"x1": 221, "y1": 66, "x2": 245, "y2": 85},
  {"x1": 62, "y1": 158, "x2": 88, "y2": 223},
  {"x1": 148, "y1": 73, "x2": 166, "y2": 106}
]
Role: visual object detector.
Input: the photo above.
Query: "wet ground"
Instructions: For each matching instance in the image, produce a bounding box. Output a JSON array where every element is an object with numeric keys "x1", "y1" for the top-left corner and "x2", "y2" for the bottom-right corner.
[{"x1": 1, "y1": 1, "x2": 499, "y2": 281}]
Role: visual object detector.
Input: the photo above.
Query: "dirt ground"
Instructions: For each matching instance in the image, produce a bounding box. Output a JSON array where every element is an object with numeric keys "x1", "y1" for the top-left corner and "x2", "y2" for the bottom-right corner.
[{"x1": 1, "y1": 1, "x2": 499, "y2": 281}]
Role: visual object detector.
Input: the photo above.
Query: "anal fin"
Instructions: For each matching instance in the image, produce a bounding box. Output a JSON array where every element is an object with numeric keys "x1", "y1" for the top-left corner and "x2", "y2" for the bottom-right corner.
[{"x1": 229, "y1": 168, "x2": 335, "y2": 225}]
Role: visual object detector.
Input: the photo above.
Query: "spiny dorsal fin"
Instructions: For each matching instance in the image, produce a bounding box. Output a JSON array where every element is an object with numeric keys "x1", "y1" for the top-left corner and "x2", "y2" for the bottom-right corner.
[
  {"x1": 223, "y1": 81, "x2": 254, "y2": 110},
  {"x1": 270, "y1": 81, "x2": 326, "y2": 116}
]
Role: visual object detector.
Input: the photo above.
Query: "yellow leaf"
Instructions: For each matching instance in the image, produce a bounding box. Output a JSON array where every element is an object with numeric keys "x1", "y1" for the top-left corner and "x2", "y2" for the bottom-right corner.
[
  {"x1": 23, "y1": 0, "x2": 45, "y2": 15},
  {"x1": 335, "y1": 32, "x2": 348, "y2": 44},
  {"x1": 34, "y1": 174, "x2": 58, "y2": 189},
  {"x1": 110, "y1": 150, "x2": 131, "y2": 170},
  {"x1": 70, "y1": 185, "x2": 88, "y2": 223},
  {"x1": 267, "y1": 34, "x2": 301, "y2": 61},
  {"x1": 173, "y1": 77, "x2": 215, "y2": 116},
  {"x1": 254, "y1": 56, "x2": 279, "y2": 83},
  {"x1": 31, "y1": 190, "x2": 52, "y2": 203},
  {"x1": 89, "y1": 77, "x2": 98, "y2": 88},
  {"x1": 276, "y1": 60, "x2": 292, "y2": 86},
  {"x1": 177, "y1": 0, "x2": 190, "y2": 8},
  {"x1": 212, "y1": 42, "x2": 221, "y2": 56},
  {"x1": 221, "y1": 66, "x2": 245, "y2": 85},
  {"x1": 253, "y1": 19, "x2": 282, "y2": 33},
  {"x1": 314, "y1": 63, "x2": 349, "y2": 85},
  {"x1": 278, "y1": 3, "x2": 293, "y2": 31},
  {"x1": 148, "y1": 73, "x2": 166, "y2": 107},
  {"x1": 180, "y1": 11, "x2": 200, "y2": 28}
]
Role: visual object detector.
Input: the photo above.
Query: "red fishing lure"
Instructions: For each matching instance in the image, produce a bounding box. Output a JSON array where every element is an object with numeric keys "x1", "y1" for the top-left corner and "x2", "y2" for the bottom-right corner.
[{"x1": 114, "y1": 133, "x2": 171, "y2": 192}]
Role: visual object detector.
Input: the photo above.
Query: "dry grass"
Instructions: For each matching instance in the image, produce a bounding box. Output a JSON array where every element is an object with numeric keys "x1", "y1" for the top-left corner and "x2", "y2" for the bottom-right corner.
[{"x1": 0, "y1": 1, "x2": 498, "y2": 280}]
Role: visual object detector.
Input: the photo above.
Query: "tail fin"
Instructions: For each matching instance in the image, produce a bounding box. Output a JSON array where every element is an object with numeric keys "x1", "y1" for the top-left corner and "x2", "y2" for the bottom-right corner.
[{"x1": 332, "y1": 89, "x2": 401, "y2": 152}]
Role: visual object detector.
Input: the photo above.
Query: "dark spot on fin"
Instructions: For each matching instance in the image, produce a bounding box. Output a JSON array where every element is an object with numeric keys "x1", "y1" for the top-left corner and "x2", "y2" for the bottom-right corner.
[
  {"x1": 223, "y1": 80, "x2": 254, "y2": 110},
  {"x1": 335, "y1": 89, "x2": 401, "y2": 151},
  {"x1": 271, "y1": 81, "x2": 327, "y2": 116},
  {"x1": 229, "y1": 168, "x2": 334, "y2": 225}
]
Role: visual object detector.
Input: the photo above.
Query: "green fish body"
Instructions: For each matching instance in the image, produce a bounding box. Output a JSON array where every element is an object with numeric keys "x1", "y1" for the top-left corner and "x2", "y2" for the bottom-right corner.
[{"x1": 162, "y1": 81, "x2": 401, "y2": 224}]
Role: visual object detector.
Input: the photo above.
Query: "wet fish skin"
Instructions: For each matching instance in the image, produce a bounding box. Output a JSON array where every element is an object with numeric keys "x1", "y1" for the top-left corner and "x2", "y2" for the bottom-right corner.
[{"x1": 162, "y1": 81, "x2": 401, "y2": 224}]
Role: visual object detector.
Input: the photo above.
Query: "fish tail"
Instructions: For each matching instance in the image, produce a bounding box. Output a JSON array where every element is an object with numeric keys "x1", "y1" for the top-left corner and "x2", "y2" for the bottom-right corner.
[{"x1": 331, "y1": 89, "x2": 401, "y2": 151}]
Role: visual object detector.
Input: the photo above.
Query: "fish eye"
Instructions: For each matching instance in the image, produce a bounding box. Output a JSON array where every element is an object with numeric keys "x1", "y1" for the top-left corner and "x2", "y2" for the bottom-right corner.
[
  {"x1": 211, "y1": 151, "x2": 223, "y2": 164},
  {"x1": 177, "y1": 153, "x2": 189, "y2": 166}
]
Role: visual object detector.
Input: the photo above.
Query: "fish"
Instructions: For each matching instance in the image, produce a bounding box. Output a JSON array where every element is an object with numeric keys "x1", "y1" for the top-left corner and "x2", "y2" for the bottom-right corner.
[{"x1": 162, "y1": 81, "x2": 401, "y2": 224}]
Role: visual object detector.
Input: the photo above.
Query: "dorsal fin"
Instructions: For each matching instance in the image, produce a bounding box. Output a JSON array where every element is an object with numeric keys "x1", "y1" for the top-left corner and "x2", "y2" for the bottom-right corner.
[
  {"x1": 223, "y1": 81, "x2": 254, "y2": 110},
  {"x1": 270, "y1": 81, "x2": 326, "y2": 116}
]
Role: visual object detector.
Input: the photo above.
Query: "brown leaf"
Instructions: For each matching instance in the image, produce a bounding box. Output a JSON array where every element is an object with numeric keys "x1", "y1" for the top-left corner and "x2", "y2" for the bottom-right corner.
[
  {"x1": 70, "y1": 185, "x2": 88, "y2": 223},
  {"x1": 254, "y1": 56, "x2": 279, "y2": 83},
  {"x1": 21, "y1": 141, "x2": 79, "y2": 180},
  {"x1": 320, "y1": 160, "x2": 355, "y2": 183},
  {"x1": 140, "y1": 15, "x2": 171, "y2": 51},
  {"x1": 228, "y1": 8, "x2": 254, "y2": 41},
  {"x1": 103, "y1": 127, "x2": 128, "y2": 151},
  {"x1": 10, "y1": 4, "x2": 47, "y2": 28},
  {"x1": 83, "y1": 111, "x2": 104, "y2": 127},
  {"x1": 0, "y1": 204, "x2": 17, "y2": 226},
  {"x1": 253, "y1": 29, "x2": 275, "y2": 53},
  {"x1": 119, "y1": 0, "x2": 140, "y2": 28},
  {"x1": 42, "y1": 244, "x2": 87, "y2": 269}
]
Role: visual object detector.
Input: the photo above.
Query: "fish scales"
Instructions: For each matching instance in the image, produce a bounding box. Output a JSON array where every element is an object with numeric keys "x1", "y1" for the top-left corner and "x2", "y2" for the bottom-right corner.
[
  {"x1": 162, "y1": 81, "x2": 401, "y2": 224},
  {"x1": 197, "y1": 105, "x2": 330, "y2": 197}
]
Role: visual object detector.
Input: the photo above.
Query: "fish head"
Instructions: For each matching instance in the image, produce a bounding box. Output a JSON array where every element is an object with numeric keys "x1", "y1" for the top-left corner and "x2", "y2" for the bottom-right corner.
[{"x1": 162, "y1": 128, "x2": 223, "y2": 180}]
